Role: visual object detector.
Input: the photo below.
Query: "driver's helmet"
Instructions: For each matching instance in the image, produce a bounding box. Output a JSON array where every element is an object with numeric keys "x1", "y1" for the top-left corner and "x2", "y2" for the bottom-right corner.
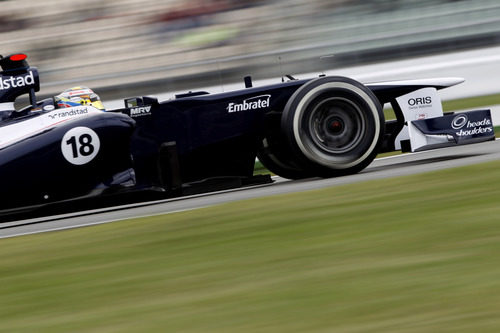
[{"x1": 54, "y1": 86, "x2": 105, "y2": 111}]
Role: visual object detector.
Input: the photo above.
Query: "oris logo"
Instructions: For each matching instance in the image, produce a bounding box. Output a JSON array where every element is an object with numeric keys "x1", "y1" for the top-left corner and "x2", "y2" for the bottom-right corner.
[
  {"x1": 408, "y1": 96, "x2": 432, "y2": 106},
  {"x1": 451, "y1": 114, "x2": 468, "y2": 129}
]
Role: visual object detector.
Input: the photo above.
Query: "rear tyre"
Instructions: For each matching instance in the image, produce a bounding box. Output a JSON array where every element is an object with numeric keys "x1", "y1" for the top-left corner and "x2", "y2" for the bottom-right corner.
[{"x1": 281, "y1": 76, "x2": 384, "y2": 177}]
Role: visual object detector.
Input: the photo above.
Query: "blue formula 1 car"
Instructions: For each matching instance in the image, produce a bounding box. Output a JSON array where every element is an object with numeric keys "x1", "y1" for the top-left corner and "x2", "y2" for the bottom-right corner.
[{"x1": 0, "y1": 53, "x2": 494, "y2": 219}]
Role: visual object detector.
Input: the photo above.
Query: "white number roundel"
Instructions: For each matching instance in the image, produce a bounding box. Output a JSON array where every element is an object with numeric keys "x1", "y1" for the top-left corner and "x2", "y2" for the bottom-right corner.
[{"x1": 61, "y1": 127, "x2": 100, "y2": 165}]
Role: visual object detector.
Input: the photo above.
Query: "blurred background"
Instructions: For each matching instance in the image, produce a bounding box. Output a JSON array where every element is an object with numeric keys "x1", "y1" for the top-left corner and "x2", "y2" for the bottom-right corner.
[{"x1": 2, "y1": 0, "x2": 500, "y2": 102}]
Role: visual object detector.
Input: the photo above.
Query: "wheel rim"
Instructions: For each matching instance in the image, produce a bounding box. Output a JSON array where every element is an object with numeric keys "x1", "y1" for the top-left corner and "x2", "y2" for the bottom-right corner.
[{"x1": 306, "y1": 97, "x2": 365, "y2": 155}]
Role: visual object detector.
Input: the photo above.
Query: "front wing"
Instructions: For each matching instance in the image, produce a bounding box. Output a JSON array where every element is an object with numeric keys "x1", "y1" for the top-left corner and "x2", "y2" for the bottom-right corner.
[{"x1": 407, "y1": 109, "x2": 495, "y2": 152}]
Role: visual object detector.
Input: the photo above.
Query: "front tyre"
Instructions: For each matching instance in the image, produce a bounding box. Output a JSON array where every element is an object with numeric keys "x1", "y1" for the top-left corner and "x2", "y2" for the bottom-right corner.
[{"x1": 281, "y1": 76, "x2": 384, "y2": 177}]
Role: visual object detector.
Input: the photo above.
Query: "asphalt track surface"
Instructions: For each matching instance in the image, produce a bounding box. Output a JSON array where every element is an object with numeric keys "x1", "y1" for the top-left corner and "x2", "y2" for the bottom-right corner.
[{"x1": 2, "y1": 139, "x2": 500, "y2": 239}]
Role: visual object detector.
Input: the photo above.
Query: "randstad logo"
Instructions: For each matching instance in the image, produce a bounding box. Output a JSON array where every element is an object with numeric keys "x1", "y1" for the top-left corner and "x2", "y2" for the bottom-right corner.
[{"x1": 0, "y1": 71, "x2": 35, "y2": 90}]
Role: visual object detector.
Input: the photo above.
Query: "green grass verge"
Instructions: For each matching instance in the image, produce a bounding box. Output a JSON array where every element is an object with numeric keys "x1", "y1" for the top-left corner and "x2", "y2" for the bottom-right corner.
[
  {"x1": 3, "y1": 160, "x2": 500, "y2": 332},
  {"x1": 442, "y1": 93, "x2": 500, "y2": 112},
  {"x1": 253, "y1": 160, "x2": 269, "y2": 175}
]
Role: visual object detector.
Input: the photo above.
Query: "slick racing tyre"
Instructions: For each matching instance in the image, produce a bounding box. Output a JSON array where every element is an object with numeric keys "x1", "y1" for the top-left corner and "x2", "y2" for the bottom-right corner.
[{"x1": 281, "y1": 76, "x2": 384, "y2": 177}]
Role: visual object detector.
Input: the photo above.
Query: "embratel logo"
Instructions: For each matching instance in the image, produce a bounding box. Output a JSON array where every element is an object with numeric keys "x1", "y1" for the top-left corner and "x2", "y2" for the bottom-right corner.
[
  {"x1": 130, "y1": 106, "x2": 152, "y2": 117},
  {"x1": 0, "y1": 71, "x2": 35, "y2": 90},
  {"x1": 227, "y1": 95, "x2": 270, "y2": 113}
]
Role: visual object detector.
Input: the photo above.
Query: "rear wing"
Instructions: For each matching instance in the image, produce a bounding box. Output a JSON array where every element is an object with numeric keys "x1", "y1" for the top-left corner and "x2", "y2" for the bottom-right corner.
[{"x1": 0, "y1": 54, "x2": 40, "y2": 112}]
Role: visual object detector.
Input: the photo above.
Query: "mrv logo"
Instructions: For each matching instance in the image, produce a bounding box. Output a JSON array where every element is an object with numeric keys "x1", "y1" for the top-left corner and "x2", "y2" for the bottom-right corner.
[
  {"x1": 130, "y1": 106, "x2": 152, "y2": 117},
  {"x1": 452, "y1": 114, "x2": 493, "y2": 136},
  {"x1": 0, "y1": 71, "x2": 35, "y2": 90},
  {"x1": 227, "y1": 95, "x2": 270, "y2": 113}
]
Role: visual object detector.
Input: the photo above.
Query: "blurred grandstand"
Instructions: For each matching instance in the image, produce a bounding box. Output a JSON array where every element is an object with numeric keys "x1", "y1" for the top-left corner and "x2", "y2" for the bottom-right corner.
[{"x1": 2, "y1": 0, "x2": 500, "y2": 101}]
